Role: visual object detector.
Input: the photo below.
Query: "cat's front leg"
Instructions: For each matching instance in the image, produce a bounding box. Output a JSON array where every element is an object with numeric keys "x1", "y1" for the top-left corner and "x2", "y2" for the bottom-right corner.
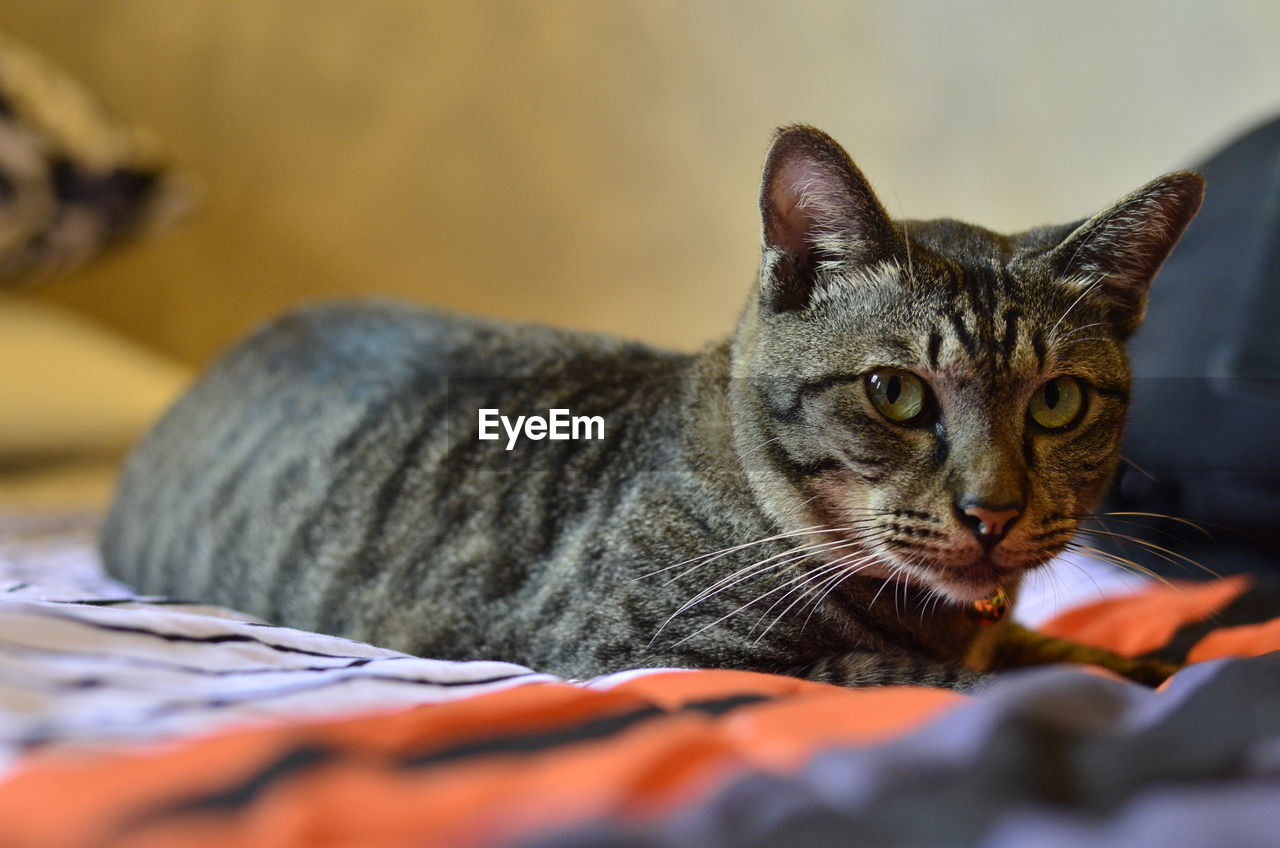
[{"x1": 792, "y1": 649, "x2": 985, "y2": 691}]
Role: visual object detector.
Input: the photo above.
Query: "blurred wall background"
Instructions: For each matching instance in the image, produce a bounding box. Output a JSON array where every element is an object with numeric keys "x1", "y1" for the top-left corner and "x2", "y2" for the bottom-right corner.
[{"x1": 3, "y1": 0, "x2": 1280, "y2": 365}]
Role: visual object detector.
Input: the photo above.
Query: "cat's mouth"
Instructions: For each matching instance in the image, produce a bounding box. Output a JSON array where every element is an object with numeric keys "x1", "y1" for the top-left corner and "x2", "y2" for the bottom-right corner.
[
  {"x1": 941, "y1": 556, "x2": 1015, "y2": 589},
  {"x1": 908, "y1": 551, "x2": 1030, "y2": 603},
  {"x1": 913, "y1": 540, "x2": 1066, "y2": 602}
]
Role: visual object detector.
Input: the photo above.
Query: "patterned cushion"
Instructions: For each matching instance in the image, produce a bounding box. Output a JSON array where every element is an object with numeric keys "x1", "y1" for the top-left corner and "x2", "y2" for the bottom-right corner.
[{"x1": 0, "y1": 32, "x2": 193, "y2": 283}]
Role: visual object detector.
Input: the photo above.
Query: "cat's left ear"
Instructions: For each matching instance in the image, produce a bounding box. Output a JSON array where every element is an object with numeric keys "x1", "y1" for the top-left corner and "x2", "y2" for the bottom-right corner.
[
  {"x1": 1051, "y1": 172, "x2": 1204, "y2": 337},
  {"x1": 759, "y1": 126, "x2": 907, "y2": 312}
]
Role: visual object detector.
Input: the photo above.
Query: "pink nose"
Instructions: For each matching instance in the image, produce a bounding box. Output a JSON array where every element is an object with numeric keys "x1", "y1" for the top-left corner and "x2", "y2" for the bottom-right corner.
[{"x1": 962, "y1": 504, "x2": 1021, "y2": 539}]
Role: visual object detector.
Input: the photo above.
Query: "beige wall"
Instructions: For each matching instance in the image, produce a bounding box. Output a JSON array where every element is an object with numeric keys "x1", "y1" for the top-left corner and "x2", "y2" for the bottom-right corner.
[{"x1": 3, "y1": 0, "x2": 1280, "y2": 365}]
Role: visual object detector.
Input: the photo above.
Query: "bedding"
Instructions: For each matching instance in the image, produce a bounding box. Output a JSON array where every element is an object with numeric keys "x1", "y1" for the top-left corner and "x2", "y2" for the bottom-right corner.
[{"x1": 0, "y1": 510, "x2": 1277, "y2": 848}]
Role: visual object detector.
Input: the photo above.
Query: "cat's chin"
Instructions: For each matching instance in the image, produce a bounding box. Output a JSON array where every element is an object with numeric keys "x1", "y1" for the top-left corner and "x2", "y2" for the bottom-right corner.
[{"x1": 923, "y1": 557, "x2": 1021, "y2": 603}]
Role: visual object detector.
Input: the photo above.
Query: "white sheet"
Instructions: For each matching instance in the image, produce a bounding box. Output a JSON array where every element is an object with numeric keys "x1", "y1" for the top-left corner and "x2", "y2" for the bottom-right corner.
[{"x1": 0, "y1": 512, "x2": 556, "y2": 769}]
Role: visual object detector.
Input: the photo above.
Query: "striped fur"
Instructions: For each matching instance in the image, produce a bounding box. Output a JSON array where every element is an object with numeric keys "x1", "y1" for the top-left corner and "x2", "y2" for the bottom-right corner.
[{"x1": 103, "y1": 127, "x2": 1202, "y2": 688}]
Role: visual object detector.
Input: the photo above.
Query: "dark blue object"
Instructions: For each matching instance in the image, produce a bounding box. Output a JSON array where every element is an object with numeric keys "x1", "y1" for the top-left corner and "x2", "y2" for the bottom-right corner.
[{"x1": 1105, "y1": 116, "x2": 1280, "y2": 575}]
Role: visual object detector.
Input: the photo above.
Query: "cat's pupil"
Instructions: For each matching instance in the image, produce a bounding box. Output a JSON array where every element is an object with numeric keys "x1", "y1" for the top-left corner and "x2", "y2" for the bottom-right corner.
[
  {"x1": 1044, "y1": 380, "x2": 1060, "y2": 408},
  {"x1": 887, "y1": 375, "x2": 901, "y2": 404}
]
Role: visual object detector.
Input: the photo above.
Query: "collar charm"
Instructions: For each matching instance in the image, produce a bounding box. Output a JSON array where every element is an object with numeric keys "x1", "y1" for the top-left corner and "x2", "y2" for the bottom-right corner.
[{"x1": 969, "y1": 588, "x2": 1010, "y2": 625}]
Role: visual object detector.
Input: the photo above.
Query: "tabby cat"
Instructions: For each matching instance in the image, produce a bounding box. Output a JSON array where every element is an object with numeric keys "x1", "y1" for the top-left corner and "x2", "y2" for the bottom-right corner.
[{"x1": 103, "y1": 126, "x2": 1203, "y2": 688}]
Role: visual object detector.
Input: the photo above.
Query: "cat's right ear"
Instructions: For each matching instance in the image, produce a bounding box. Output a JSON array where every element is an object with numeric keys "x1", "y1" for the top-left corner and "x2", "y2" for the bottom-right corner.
[
  {"x1": 759, "y1": 126, "x2": 905, "y2": 312},
  {"x1": 1050, "y1": 171, "x2": 1204, "y2": 337}
]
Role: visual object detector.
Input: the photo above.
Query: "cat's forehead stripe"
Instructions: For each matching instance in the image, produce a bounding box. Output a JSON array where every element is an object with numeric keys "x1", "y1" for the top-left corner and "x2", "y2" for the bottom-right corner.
[
  {"x1": 998, "y1": 307, "x2": 1022, "y2": 366},
  {"x1": 945, "y1": 310, "x2": 976, "y2": 357},
  {"x1": 921, "y1": 260, "x2": 1041, "y2": 377},
  {"x1": 926, "y1": 331, "x2": 943, "y2": 370}
]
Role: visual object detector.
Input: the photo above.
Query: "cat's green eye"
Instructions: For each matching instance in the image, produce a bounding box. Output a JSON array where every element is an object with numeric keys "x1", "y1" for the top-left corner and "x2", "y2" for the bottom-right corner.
[
  {"x1": 865, "y1": 369, "x2": 928, "y2": 424},
  {"x1": 1029, "y1": 376, "x2": 1085, "y2": 430}
]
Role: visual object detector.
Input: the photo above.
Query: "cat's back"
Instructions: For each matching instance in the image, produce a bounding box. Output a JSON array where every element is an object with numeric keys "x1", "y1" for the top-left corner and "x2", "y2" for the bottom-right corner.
[{"x1": 102, "y1": 300, "x2": 684, "y2": 632}]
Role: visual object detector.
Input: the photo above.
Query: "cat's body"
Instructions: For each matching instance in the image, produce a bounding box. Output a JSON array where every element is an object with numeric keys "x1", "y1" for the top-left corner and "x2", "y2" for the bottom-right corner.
[
  {"x1": 103, "y1": 127, "x2": 1203, "y2": 687},
  {"x1": 103, "y1": 302, "x2": 988, "y2": 683}
]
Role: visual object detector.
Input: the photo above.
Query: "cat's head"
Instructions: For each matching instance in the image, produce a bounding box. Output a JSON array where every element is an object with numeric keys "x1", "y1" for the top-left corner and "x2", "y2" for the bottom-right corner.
[{"x1": 730, "y1": 125, "x2": 1203, "y2": 603}]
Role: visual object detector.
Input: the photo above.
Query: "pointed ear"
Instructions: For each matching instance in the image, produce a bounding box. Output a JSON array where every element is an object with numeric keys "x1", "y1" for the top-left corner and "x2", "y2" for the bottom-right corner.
[
  {"x1": 1052, "y1": 172, "x2": 1204, "y2": 336},
  {"x1": 759, "y1": 126, "x2": 906, "y2": 312}
]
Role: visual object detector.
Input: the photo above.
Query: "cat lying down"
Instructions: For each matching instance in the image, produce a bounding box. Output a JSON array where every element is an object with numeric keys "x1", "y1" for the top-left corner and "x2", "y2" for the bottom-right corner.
[{"x1": 103, "y1": 126, "x2": 1200, "y2": 689}]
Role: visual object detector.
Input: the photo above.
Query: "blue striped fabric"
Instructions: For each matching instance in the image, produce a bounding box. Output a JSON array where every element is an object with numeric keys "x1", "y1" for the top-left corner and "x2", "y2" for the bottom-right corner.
[{"x1": 0, "y1": 512, "x2": 556, "y2": 763}]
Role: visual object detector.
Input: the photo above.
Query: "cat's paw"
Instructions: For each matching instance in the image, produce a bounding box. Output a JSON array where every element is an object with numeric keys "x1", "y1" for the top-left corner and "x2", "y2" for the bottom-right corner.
[{"x1": 1114, "y1": 656, "x2": 1181, "y2": 687}]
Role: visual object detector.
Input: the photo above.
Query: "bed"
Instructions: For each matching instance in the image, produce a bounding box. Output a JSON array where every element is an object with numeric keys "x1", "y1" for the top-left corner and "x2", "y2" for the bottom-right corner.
[
  {"x1": 2, "y1": 33, "x2": 1278, "y2": 848},
  {"x1": 1, "y1": 507, "x2": 1277, "y2": 848}
]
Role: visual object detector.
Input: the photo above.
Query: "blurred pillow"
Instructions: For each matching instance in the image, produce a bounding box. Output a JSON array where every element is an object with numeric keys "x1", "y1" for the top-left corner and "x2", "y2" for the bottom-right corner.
[{"x1": 0, "y1": 31, "x2": 194, "y2": 282}]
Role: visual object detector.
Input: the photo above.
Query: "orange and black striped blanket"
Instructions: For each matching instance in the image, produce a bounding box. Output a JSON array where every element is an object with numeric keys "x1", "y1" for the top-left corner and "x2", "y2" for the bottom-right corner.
[{"x1": 1, "y1": 514, "x2": 1277, "y2": 848}]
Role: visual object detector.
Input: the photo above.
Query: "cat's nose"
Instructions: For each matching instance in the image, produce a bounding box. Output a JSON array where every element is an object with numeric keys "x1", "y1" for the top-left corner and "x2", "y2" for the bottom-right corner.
[{"x1": 955, "y1": 499, "x2": 1022, "y2": 546}]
